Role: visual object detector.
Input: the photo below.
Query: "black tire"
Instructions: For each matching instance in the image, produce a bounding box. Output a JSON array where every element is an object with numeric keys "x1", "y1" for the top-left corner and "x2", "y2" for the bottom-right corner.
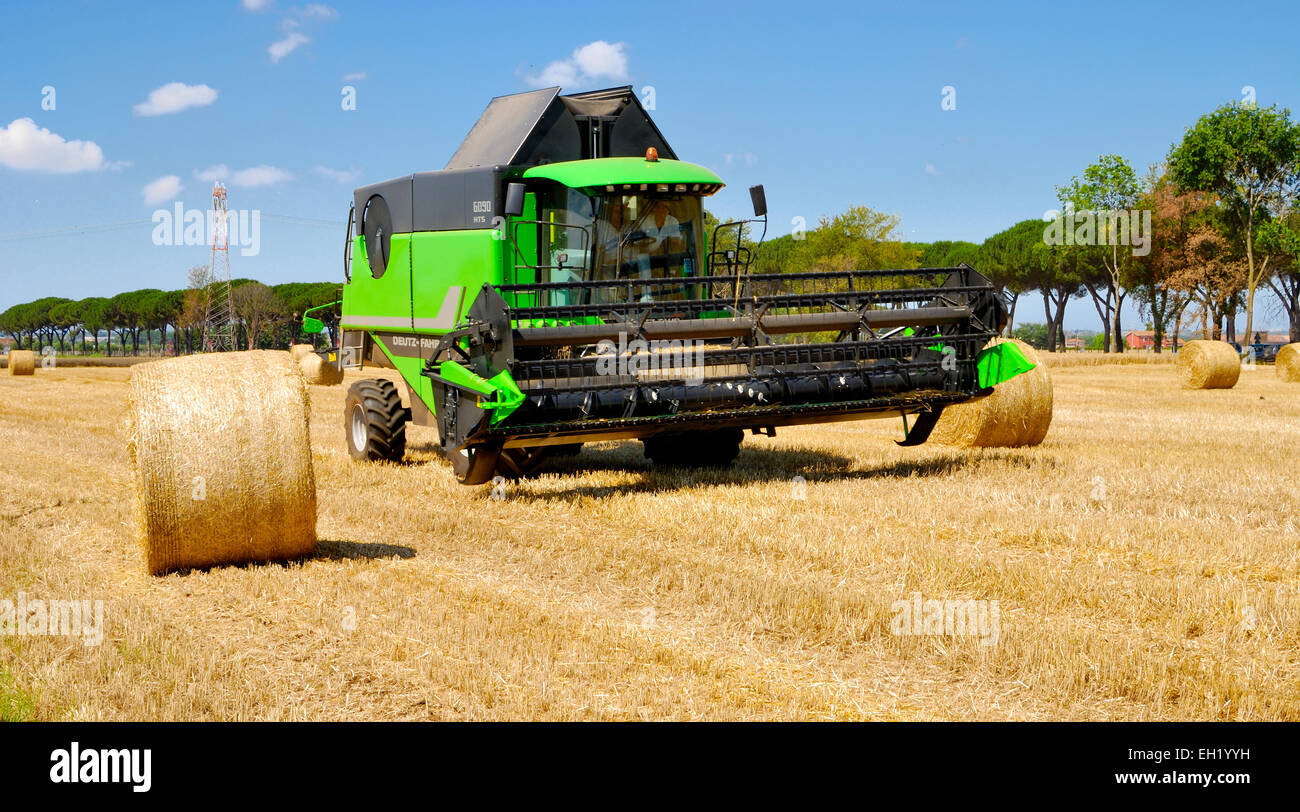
[
  {"x1": 345, "y1": 379, "x2": 410, "y2": 462},
  {"x1": 643, "y1": 429, "x2": 743, "y2": 468}
]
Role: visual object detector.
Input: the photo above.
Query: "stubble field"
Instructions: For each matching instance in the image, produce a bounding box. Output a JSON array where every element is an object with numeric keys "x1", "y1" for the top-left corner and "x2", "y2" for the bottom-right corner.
[{"x1": 1, "y1": 357, "x2": 1297, "y2": 720}]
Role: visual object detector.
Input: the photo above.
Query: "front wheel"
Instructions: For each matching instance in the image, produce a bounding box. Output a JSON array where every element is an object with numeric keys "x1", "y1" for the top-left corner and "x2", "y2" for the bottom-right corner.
[{"x1": 345, "y1": 379, "x2": 410, "y2": 462}]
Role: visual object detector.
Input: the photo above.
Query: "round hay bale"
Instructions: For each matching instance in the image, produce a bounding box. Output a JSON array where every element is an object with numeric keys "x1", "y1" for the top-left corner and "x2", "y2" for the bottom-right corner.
[
  {"x1": 930, "y1": 338, "x2": 1053, "y2": 448},
  {"x1": 7, "y1": 349, "x2": 36, "y2": 375},
  {"x1": 1176, "y1": 339, "x2": 1240, "y2": 389},
  {"x1": 299, "y1": 352, "x2": 343, "y2": 386},
  {"x1": 1276, "y1": 343, "x2": 1300, "y2": 383},
  {"x1": 290, "y1": 343, "x2": 316, "y2": 362},
  {"x1": 127, "y1": 350, "x2": 316, "y2": 575}
]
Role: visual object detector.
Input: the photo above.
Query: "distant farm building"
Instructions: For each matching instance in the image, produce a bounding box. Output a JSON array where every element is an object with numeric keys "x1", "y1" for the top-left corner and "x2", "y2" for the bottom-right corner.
[{"x1": 1124, "y1": 330, "x2": 1174, "y2": 350}]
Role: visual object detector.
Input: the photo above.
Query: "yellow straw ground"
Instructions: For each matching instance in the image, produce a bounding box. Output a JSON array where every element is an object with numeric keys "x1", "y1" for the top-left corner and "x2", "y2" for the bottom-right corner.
[{"x1": 0, "y1": 360, "x2": 1296, "y2": 720}]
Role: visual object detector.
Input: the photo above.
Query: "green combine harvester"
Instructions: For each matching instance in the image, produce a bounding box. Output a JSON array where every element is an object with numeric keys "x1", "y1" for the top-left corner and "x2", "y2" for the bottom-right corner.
[{"x1": 312, "y1": 86, "x2": 1028, "y2": 484}]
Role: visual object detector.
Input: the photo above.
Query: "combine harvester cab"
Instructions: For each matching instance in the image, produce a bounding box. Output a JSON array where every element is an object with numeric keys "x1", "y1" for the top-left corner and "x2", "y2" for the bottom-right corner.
[{"x1": 333, "y1": 86, "x2": 1025, "y2": 484}]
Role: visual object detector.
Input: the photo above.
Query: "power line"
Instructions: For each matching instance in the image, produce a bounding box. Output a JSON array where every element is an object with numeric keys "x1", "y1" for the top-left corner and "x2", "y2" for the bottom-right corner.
[
  {"x1": 0, "y1": 213, "x2": 343, "y2": 242},
  {"x1": 261, "y1": 214, "x2": 342, "y2": 228},
  {"x1": 0, "y1": 219, "x2": 154, "y2": 241}
]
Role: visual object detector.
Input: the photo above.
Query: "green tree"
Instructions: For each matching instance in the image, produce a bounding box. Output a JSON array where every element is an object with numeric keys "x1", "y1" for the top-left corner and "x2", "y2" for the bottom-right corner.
[
  {"x1": 181, "y1": 265, "x2": 213, "y2": 354},
  {"x1": 789, "y1": 205, "x2": 919, "y2": 272},
  {"x1": 916, "y1": 240, "x2": 981, "y2": 268},
  {"x1": 979, "y1": 219, "x2": 1080, "y2": 348},
  {"x1": 1256, "y1": 210, "x2": 1300, "y2": 341},
  {"x1": 106, "y1": 290, "x2": 144, "y2": 356},
  {"x1": 1011, "y1": 322, "x2": 1049, "y2": 349},
  {"x1": 47, "y1": 298, "x2": 79, "y2": 353},
  {"x1": 1058, "y1": 154, "x2": 1140, "y2": 352},
  {"x1": 78, "y1": 297, "x2": 110, "y2": 354},
  {"x1": 232, "y1": 282, "x2": 287, "y2": 350},
  {"x1": 1169, "y1": 102, "x2": 1300, "y2": 352},
  {"x1": 0, "y1": 305, "x2": 28, "y2": 349},
  {"x1": 748, "y1": 232, "x2": 797, "y2": 275},
  {"x1": 272, "y1": 282, "x2": 342, "y2": 347},
  {"x1": 1131, "y1": 167, "x2": 1189, "y2": 352}
]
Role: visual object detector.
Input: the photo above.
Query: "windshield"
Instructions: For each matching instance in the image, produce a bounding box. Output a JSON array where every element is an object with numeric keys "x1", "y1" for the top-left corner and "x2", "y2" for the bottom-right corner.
[{"x1": 535, "y1": 186, "x2": 704, "y2": 305}]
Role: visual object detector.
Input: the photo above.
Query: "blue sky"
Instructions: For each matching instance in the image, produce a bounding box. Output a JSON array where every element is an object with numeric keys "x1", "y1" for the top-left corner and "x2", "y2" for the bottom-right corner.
[{"x1": 2, "y1": 0, "x2": 1298, "y2": 331}]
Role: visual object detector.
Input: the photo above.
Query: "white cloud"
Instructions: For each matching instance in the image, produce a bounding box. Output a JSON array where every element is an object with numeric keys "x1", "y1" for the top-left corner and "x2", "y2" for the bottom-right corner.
[
  {"x1": 526, "y1": 40, "x2": 628, "y2": 88},
  {"x1": 572, "y1": 41, "x2": 628, "y2": 81},
  {"x1": 313, "y1": 165, "x2": 360, "y2": 183},
  {"x1": 299, "y1": 4, "x2": 337, "y2": 20},
  {"x1": 924, "y1": 162, "x2": 942, "y2": 176},
  {"x1": 530, "y1": 60, "x2": 579, "y2": 88},
  {"x1": 264, "y1": 5, "x2": 336, "y2": 61},
  {"x1": 241, "y1": 0, "x2": 272, "y2": 10},
  {"x1": 195, "y1": 164, "x2": 229, "y2": 182},
  {"x1": 342, "y1": 71, "x2": 366, "y2": 81},
  {"x1": 142, "y1": 175, "x2": 183, "y2": 206},
  {"x1": 268, "y1": 31, "x2": 309, "y2": 62},
  {"x1": 231, "y1": 165, "x2": 292, "y2": 186},
  {"x1": 133, "y1": 82, "x2": 218, "y2": 117},
  {"x1": 0, "y1": 118, "x2": 107, "y2": 173},
  {"x1": 192, "y1": 163, "x2": 292, "y2": 186}
]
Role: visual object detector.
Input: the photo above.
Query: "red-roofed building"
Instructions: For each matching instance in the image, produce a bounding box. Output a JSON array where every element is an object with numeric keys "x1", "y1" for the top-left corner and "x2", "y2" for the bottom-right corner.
[{"x1": 1124, "y1": 329, "x2": 1173, "y2": 349}]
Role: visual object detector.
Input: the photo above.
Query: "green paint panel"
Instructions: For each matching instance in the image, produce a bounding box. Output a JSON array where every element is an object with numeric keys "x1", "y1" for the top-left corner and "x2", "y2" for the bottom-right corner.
[
  {"x1": 408, "y1": 229, "x2": 505, "y2": 415},
  {"x1": 408, "y1": 230, "x2": 503, "y2": 334},
  {"x1": 435, "y1": 361, "x2": 525, "y2": 425},
  {"x1": 341, "y1": 229, "x2": 510, "y2": 419},
  {"x1": 976, "y1": 341, "x2": 1036, "y2": 388},
  {"x1": 365, "y1": 335, "x2": 431, "y2": 422},
  {"x1": 523, "y1": 157, "x2": 723, "y2": 190},
  {"x1": 341, "y1": 234, "x2": 412, "y2": 329}
]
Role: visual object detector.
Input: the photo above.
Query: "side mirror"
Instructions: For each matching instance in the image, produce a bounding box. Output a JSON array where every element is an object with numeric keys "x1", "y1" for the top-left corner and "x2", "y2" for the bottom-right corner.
[
  {"x1": 504, "y1": 182, "x2": 526, "y2": 217},
  {"x1": 749, "y1": 184, "x2": 767, "y2": 218}
]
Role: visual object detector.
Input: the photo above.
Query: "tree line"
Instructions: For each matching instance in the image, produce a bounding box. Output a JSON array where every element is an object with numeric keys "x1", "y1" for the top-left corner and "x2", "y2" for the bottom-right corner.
[
  {"x1": 745, "y1": 100, "x2": 1300, "y2": 352},
  {"x1": 0, "y1": 268, "x2": 339, "y2": 356}
]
